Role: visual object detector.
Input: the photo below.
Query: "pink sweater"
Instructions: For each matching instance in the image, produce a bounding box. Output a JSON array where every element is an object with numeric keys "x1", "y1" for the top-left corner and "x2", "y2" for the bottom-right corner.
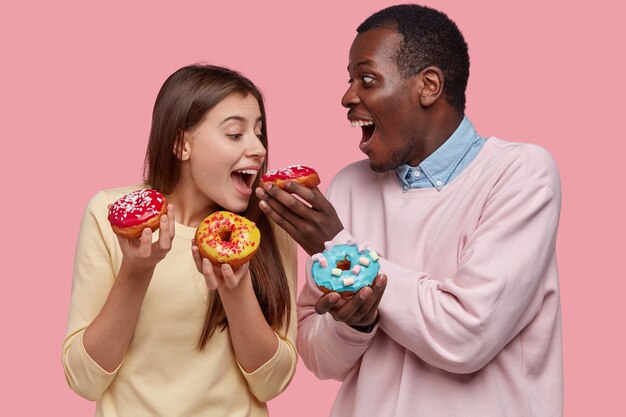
[{"x1": 297, "y1": 138, "x2": 563, "y2": 417}]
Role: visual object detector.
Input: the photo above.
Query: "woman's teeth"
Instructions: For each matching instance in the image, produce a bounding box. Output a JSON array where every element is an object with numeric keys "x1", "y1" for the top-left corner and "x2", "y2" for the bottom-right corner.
[{"x1": 235, "y1": 169, "x2": 258, "y2": 175}]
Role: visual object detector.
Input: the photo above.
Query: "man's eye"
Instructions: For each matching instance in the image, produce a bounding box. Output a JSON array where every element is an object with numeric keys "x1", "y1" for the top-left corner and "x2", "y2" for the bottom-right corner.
[{"x1": 363, "y1": 75, "x2": 374, "y2": 85}]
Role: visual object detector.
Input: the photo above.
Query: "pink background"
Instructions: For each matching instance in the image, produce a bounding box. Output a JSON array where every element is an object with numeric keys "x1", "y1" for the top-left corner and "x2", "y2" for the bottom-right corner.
[{"x1": 1, "y1": 0, "x2": 624, "y2": 415}]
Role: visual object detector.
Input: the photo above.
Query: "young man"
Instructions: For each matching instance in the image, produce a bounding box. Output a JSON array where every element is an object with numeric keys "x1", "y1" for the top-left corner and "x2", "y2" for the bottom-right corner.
[{"x1": 257, "y1": 4, "x2": 563, "y2": 417}]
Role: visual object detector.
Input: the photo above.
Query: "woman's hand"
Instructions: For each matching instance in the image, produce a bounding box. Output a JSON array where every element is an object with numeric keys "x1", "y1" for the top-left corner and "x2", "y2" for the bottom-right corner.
[
  {"x1": 191, "y1": 240, "x2": 251, "y2": 290},
  {"x1": 116, "y1": 204, "x2": 175, "y2": 274}
]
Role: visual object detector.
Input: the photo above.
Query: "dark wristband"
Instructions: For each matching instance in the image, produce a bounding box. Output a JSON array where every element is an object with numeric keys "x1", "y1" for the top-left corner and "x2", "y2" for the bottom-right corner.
[
  {"x1": 350, "y1": 323, "x2": 375, "y2": 333},
  {"x1": 349, "y1": 315, "x2": 380, "y2": 333}
]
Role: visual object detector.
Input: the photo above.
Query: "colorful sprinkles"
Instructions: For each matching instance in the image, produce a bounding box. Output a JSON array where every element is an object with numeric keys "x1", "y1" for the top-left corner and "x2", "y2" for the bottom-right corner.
[{"x1": 108, "y1": 189, "x2": 165, "y2": 227}]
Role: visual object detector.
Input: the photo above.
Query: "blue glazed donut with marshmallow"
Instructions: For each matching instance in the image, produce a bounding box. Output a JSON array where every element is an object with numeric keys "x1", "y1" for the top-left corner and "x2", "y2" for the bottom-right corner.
[{"x1": 311, "y1": 241, "x2": 381, "y2": 296}]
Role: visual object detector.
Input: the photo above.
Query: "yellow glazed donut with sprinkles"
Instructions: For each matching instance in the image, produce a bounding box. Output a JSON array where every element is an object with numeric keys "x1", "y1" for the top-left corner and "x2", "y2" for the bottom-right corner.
[
  {"x1": 311, "y1": 240, "x2": 382, "y2": 298},
  {"x1": 194, "y1": 211, "x2": 261, "y2": 268}
]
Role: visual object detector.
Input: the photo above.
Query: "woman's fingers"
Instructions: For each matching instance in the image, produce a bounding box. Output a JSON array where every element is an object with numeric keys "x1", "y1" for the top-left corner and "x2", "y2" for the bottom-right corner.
[
  {"x1": 191, "y1": 240, "x2": 203, "y2": 273},
  {"x1": 139, "y1": 228, "x2": 153, "y2": 258},
  {"x1": 220, "y1": 264, "x2": 239, "y2": 288},
  {"x1": 167, "y1": 204, "x2": 175, "y2": 238},
  {"x1": 192, "y1": 241, "x2": 223, "y2": 291},
  {"x1": 202, "y1": 258, "x2": 220, "y2": 290},
  {"x1": 157, "y1": 216, "x2": 171, "y2": 251}
]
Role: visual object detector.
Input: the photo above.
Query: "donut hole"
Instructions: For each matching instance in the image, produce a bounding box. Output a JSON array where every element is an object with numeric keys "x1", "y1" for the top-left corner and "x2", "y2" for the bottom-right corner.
[
  {"x1": 336, "y1": 256, "x2": 351, "y2": 271},
  {"x1": 218, "y1": 228, "x2": 233, "y2": 242}
]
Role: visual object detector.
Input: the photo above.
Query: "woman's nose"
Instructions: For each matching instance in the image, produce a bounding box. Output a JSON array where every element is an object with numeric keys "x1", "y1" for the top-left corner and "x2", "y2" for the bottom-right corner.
[{"x1": 246, "y1": 134, "x2": 267, "y2": 159}]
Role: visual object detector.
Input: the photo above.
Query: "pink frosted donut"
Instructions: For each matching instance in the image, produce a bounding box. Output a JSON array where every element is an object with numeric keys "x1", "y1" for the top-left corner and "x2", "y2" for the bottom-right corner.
[
  {"x1": 261, "y1": 165, "x2": 320, "y2": 189},
  {"x1": 108, "y1": 189, "x2": 167, "y2": 239}
]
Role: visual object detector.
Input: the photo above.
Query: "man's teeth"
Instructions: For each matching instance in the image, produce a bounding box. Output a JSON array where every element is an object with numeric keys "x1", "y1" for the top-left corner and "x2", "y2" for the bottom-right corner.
[
  {"x1": 236, "y1": 169, "x2": 258, "y2": 175},
  {"x1": 351, "y1": 120, "x2": 374, "y2": 127}
]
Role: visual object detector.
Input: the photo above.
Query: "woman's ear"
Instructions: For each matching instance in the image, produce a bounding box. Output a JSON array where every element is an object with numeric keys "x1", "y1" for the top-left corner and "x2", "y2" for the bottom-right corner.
[
  {"x1": 174, "y1": 132, "x2": 191, "y2": 161},
  {"x1": 416, "y1": 66, "x2": 444, "y2": 107}
]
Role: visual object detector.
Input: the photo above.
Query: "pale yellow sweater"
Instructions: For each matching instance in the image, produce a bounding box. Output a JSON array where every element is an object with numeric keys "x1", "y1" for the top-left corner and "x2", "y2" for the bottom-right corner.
[{"x1": 63, "y1": 185, "x2": 297, "y2": 417}]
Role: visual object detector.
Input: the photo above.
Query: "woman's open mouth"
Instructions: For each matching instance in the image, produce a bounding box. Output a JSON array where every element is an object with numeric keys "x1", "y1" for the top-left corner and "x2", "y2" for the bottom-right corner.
[{"x1": 231, "y1": 168, "x2": 258, "y2": 196}]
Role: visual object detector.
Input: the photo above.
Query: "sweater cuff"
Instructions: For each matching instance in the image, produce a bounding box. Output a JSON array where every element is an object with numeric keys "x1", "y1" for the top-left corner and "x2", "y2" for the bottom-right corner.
[
  {"x1": 237, "y1": 333, "x2": 296, "y2": 402},
  {"x1": 64, "y1": 331, "x2": 121, "y2": 400},
  {"x1": 329, "y1": 315, "x2": 378, "y2": 345},
  {"x1": 330, "y1": 229, "x2": 356, "y2": 245},
  {"x1": 329, "y1": 229, "x2": 384, "y2": 257}
]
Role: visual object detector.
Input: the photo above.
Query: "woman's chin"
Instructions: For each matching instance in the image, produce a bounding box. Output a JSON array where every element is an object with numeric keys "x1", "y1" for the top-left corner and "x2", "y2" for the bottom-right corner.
[{"x1": 221, "y1": 197, "x2": 250, "y2": 214}]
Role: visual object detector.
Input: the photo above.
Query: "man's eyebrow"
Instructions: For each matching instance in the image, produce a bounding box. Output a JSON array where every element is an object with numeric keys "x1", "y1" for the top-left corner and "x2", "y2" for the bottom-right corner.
[
  {"x1": 348, "y1": 60, "x2": 375, "y2": 72},
  {"x1": 355, "y1": 59, "x2": 374, "y2": 67}
]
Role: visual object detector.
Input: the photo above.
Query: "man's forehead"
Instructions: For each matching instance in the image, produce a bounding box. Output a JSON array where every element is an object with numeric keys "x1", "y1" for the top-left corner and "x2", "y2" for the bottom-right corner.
[{"x1": 348, "y1": 28, "x2": 401, "y2": 66}]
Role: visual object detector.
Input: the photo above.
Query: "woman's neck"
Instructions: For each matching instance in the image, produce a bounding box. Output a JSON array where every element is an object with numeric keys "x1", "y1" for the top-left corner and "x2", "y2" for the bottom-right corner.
[{"x1": 166, "y1": 177, "x2": 218, "y2": 227}]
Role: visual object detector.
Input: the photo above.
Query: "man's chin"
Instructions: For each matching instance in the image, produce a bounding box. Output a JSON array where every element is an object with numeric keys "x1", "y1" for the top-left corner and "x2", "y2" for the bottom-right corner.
[{"x1": 368, "y1": 158, "x2": 396, "y2": 173}]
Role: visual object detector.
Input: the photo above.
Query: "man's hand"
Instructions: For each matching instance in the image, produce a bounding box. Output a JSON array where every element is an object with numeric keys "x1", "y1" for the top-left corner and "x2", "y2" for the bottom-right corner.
[
  {"x1": 255, "y1": 181, "x2": 343, "y2": 255},
  {"x1": 315, "y1": 275, "x2": 387, "y2": 327}
]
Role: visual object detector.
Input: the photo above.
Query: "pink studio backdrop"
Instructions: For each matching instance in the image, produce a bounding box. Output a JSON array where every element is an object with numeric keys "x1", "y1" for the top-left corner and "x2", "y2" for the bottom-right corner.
[{"x1": 1, "y1": 0, "x2": 624, "y2": 416}]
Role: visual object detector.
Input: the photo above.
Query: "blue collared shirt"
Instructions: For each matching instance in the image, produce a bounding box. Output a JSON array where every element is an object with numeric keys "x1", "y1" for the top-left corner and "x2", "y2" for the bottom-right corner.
[{"x1": 396, "y1": 116, "x2": 485, "y2": 192}]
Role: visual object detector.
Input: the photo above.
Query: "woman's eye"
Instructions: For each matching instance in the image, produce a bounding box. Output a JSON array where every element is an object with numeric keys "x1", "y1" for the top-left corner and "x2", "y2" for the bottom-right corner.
[
  {"x1": 227, "y1": 134, "x2": 243, "y2": 140},
  {"x1": 363, "y1": 75, "x2": 374, "y2": 85}
]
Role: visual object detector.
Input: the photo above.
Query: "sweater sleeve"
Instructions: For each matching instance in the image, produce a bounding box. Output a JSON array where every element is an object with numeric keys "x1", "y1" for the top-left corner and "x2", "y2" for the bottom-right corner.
[
  {"x1": 62, "y1": 191, "x2": 121, "y2": 400},
  {"x1": 237, "y1": 225, "x2": 298, "y2": 401},
  {"x1": 378, "y1": 149, "x2": 561, "y2": 373},
  {"x1": 297, "y1": 242, "x2": 379, "y2": 381}
]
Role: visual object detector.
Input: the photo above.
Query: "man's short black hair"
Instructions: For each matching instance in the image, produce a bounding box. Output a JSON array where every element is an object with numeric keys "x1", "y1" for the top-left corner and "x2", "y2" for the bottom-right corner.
[{"x1": 357, "y1": 4, "x2": 470, "y2": 114}]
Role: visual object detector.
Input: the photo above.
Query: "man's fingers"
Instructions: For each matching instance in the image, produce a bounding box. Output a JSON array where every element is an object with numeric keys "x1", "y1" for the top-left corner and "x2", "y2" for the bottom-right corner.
[
  {"x1": 258, "y1": 199, "x2": 301, "y2": 236},
  {"x1": 331, "y1": 288, "x2": 371, "y2": 322},
  {"x1": 260, "y1": 183, "x2": 315, "y2": 219},
  {"x1": 315, "y1": 292, "x2": 342, "y2": 315},
  {"x1": 282, "y1": 181, "x2": 317, "y2": 205},
  {"x1": 356, "y1": 275, "x2": 387, "y2": 317},
  {"x1": 283, "y1": 182, "x2": 333, "y2": 212},
  {"x1": 345, "y1": 275, "x2": 387, "y2": 325}
]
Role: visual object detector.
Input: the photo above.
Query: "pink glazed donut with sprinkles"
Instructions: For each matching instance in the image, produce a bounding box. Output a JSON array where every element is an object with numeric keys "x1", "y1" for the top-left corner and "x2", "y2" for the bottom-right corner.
[
  {"x1": 311, "y1": 241, "x2": 381, "y2": 298},
  {"x1": 261, "y1": 165, "x2": 320, "y2": 190},
  {"x1": 108, "y1": 189, "x2": 168, "y2": 239}
]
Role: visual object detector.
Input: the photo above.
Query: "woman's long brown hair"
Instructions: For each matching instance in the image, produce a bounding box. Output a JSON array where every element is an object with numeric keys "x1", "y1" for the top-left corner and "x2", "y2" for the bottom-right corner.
[{"x1": 144, "y1": 64, "x2": 291, "y2": 350}]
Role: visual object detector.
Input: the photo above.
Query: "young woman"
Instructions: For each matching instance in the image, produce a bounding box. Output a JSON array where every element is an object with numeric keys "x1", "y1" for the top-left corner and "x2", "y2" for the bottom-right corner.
[{"x1": 62, "y1": 64, "x2": 297, "y2": 417}]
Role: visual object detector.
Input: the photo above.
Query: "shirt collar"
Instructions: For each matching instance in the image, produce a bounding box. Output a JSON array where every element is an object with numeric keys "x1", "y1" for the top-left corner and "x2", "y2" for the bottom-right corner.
[{"x1": 396, "y1": 116, "x2": 478, "y2": 191}]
